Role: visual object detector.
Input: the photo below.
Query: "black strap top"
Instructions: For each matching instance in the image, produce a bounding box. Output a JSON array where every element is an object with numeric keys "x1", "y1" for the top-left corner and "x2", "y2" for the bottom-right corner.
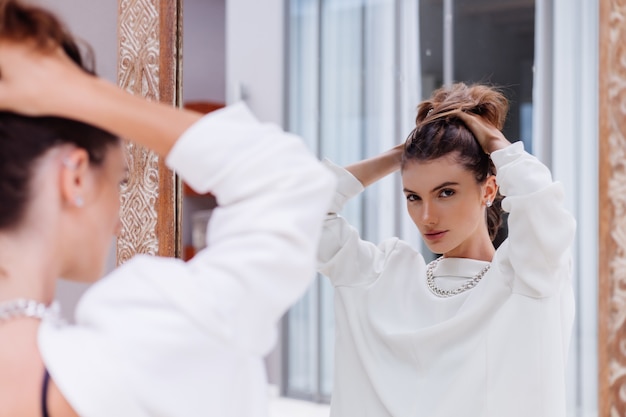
[{"x1": 41, "y1": 368, "x2": 51, "y2": 417}]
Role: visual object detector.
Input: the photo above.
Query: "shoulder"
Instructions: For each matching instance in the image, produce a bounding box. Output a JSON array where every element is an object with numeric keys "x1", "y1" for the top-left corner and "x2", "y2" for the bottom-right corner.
[
  {"x1": 492, "y1": 239, "x2": 573, "y2": 298},
  {"x1": 329, "y1": 237, "x2": 423, "y2": 288}
]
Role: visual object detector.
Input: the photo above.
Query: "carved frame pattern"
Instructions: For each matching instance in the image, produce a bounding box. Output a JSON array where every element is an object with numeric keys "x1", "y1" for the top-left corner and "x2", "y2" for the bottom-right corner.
[
  {"x1": 116, "y1": 0, "x2": 182, "y2": 263},
  {"x1": 599, "y1": 0, "x2": 626, "y2": 415}
]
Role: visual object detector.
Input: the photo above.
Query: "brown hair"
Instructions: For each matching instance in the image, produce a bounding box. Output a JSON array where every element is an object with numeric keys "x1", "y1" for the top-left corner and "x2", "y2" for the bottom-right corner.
[
  {"x1": 402, "y1": 83, "x2": 509, "y2": 240},
  {"x1": 0, "y1": 0, "x2": 94, "y2": 71},
  {"x1": 0, "y1": 0, "x2": 119, "y2": 230}
]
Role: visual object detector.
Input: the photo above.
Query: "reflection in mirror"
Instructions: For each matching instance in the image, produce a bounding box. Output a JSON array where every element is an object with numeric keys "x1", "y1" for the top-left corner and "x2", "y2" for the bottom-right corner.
[{"x1": 285, "y1": 0, "x2": 536, "y2": 407}]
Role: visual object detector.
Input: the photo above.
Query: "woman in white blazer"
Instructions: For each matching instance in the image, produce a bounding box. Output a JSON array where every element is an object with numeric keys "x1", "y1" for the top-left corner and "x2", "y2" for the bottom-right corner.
[
  {"x1": 319, "y1": 83, "x2": 576, "y2": 416},
  {"x1": 0, "y1": 1, "x2": 334, "y2": 416}
]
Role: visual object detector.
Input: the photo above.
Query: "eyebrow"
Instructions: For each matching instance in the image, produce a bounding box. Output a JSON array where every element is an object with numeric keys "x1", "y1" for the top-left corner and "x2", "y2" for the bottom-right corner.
[{"x1": 403, "y1": 181, "x2": 460, "y2": 195}]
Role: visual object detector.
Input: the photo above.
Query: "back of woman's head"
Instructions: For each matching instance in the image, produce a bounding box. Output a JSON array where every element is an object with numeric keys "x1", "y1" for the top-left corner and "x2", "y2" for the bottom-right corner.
[
  {"x1": 402, "y1": 83, "x2": 509, "y2": 240},
  {"x1": 0, "y1": 0, "x2": 118, "y2": 230}
]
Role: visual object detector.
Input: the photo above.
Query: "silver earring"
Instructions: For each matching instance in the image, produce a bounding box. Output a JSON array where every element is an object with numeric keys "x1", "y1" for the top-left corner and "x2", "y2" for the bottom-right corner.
[
  {"x1": 75, "y1": 196, "x2": 84, "y2": 207},
  {"x1": 486, "y1": 200, "x2": 492, "y2": 208},
  {"x1": 63, "y1": 158, "x2": 77, "y2": 169}
]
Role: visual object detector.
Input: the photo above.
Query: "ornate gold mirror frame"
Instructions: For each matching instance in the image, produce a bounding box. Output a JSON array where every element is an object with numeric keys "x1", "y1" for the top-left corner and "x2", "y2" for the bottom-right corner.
[
  {"x1": 599, "y1": 0, "x2": 626, "y2": 414},
  {"x1": 116, "y1": 0, "x2": 183, "y2": 263}
]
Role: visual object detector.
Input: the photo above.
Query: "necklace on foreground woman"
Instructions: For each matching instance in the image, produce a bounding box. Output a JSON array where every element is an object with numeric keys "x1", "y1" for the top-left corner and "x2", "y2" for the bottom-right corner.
[
  {"x1": 426, "y1": 257, "x2": 491, "y2": 298},
  {"x1": 0, "y1": 299, "x2": 60, "y2": 323}
]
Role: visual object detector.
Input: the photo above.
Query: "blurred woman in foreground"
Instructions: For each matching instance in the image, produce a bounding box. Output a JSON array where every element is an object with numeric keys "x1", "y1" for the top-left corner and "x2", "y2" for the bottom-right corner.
[{"x1": 0, "y1": 1, "x2": 334, "y2": 416}]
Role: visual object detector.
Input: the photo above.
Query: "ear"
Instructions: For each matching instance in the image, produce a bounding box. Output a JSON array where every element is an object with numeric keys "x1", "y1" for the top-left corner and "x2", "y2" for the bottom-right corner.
[
  {"x1": 60, "y1": 148, "x2": 91, "y2": 208},
  {"x1": 482, "y1": 175, "x2": 498, "y2": 206}
]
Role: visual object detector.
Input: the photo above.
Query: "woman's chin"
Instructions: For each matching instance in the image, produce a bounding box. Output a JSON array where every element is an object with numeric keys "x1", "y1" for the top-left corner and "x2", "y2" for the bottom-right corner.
[
  {"x1": 423, "y1": 241, "x2": 448, "y2": 256},
  {"x1": 61, "y1": 265, "x2": 105, "y2": 283}
]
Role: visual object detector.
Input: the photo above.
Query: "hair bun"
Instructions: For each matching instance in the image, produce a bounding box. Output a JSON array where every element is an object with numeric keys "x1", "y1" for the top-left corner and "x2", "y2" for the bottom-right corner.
[{"x1": 415, "y1": 83, "x2": 509, "y2": 130}]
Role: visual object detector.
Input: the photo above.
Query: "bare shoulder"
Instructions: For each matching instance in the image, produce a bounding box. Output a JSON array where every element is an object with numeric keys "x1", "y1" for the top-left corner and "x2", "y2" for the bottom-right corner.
[
  {"x1": 48, "y1": 379, "x2": 80, "y2": 417},
  {"x1": 0, "y1": 323, "x2": 78, "y2": 417},
  {"x1": 0, "y1": 325, "x2": 42, "y2": 416}
]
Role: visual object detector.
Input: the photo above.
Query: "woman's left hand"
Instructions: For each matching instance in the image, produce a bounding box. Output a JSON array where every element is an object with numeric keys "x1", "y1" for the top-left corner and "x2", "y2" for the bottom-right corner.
[
  {"x1": 456, "y1": 111, "x2": 511, "y2": 155},
  {"x1": 0, "y1": 28, "x2": 201, "y2": 158},
  {"x1": 0, "y1": 40, "x2": 93, "y2": 117}
]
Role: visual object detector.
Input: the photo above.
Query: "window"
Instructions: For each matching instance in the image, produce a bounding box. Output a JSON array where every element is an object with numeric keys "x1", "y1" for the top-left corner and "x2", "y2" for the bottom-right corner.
[{"x1": 420, "y1": 0, "x2": 535, "y2": 150}]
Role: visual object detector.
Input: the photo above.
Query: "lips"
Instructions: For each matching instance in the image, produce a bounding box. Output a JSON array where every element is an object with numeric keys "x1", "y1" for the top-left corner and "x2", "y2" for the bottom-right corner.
[{"x1": 423, "y1": 230, "x2": 447, "y2": 241}]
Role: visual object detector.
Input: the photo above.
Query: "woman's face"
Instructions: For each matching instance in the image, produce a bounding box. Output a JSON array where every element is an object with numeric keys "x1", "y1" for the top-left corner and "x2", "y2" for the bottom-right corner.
[{"x1": 401, "y1": 152, "x2": 495, "y2": 259}]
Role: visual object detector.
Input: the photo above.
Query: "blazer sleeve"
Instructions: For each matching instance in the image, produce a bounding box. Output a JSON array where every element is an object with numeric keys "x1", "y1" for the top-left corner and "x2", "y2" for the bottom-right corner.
[
  {"x1": 492, "y1": 141, "x2": 576, "y2": 297},
  {"x1": 317, "y1": 159, "x2": 400, "y2": 287}
]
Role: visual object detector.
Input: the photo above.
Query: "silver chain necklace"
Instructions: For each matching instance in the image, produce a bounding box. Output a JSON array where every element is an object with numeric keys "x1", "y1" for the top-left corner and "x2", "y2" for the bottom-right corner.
[
  {"x1": 426, "y1": 257, "x2": 491, "y2": 298},
  {"x1": 0, "y1": 299, "x2": 60, "y2": 323}
]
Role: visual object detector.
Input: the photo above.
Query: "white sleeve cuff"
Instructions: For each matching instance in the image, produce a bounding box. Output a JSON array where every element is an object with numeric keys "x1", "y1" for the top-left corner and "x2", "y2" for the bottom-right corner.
[{"x1": 322, "y1": 158, "x2": 365, "y2": 213}]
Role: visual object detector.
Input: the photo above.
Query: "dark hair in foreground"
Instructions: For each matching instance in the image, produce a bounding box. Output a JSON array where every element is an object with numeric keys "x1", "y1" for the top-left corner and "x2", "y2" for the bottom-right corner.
[
  {"x1": 0, "y1": 0, "x2": 119, "y2": 230},
  {"x1": 402, "y1": 83, "x2": 509, "y2": 240}
]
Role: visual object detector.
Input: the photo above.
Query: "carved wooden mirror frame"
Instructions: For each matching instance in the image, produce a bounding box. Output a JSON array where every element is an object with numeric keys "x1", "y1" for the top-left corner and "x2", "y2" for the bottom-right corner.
[
  {"x1": 116, "y1": 0, "x2": 182, "y2": 262},
  {"x1": 599, "y1": 0, "x2": 626, "y2": 414}
]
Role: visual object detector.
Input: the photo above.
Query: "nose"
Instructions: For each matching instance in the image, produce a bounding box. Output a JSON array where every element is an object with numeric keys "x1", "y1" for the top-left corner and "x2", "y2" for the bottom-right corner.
[{"x1": 420, "y1": 201, "x2": 438, "y2": 225}]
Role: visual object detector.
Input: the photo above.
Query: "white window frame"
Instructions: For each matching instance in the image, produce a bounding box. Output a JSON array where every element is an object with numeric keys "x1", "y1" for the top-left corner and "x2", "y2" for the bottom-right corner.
[{"x1": 547, "y1": 0, "x2": 599, "y2": 416}]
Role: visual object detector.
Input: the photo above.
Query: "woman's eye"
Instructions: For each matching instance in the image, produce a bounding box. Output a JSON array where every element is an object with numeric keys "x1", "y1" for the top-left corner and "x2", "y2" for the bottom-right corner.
[
  {"x1": 406, "y1": 194, "x2": 420, "y2": 202},
  {"x1": 439, "y1": 189, "x2": 455, "y2": 198}
]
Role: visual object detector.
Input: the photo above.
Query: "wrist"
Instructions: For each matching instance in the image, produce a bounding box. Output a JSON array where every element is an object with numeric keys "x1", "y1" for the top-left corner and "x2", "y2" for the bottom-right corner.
[
  {"x1": 485, "y1": 138, "x2": 511, "y2": 154},
  {"x1": 390, "y1": 144, "x2": 405, "y2": 164},
  {"x1": 52, "y1": 74, "x2": 115, "y2": 121}
]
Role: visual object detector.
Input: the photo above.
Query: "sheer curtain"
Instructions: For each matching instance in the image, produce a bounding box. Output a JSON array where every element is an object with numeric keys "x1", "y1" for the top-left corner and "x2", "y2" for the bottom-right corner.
[
  {"x1": 548, "y1": 1, "x2": 599, "y2": 415},
  {"x1": 286, "y1": 0, "x2": 420, "y2": 401}
]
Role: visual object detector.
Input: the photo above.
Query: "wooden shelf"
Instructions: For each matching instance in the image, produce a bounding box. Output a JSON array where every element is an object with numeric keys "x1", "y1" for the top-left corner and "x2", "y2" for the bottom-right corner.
[
  {"x1": 184, "y1": 100, "x2": 225, "y2": 114},
  {"x1": 183, "y1": 182, "x2": 215, "y2": 198},
  {"x1": 183, "y1": 245, "x2": 196, "y2": 261},
  {"x1": 182, "y1": 100, "x2": 225, "y2": 198}
]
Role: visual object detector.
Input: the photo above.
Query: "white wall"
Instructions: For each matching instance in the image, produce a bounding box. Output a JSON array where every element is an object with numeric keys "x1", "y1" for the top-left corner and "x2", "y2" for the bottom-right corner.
[
  {"x1": 35, "y1": 0, "x2": 118, "y2": 83},
  {"x1": 183, "y1": 0, "x2": 226, "y2": 103},
  {"x1": 226, "y1": 0, "x2": 285, "y2": 125}
]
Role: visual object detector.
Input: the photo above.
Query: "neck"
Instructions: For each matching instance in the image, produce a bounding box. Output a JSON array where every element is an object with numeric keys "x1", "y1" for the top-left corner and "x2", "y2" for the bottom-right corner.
[
  {"x1": 0, "y1": 228, "x2": 59, "y2": 305},
  {"x1": 443, "y1": 227, "x2": 496, "y2": 262}
]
